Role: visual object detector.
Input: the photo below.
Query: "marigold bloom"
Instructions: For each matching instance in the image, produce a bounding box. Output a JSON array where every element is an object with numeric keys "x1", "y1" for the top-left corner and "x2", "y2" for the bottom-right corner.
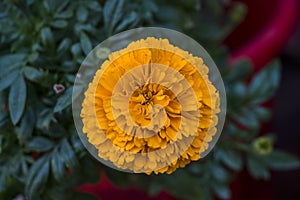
[{"x1": 81, "y1": 37, "x2": 220, "y2": 174}]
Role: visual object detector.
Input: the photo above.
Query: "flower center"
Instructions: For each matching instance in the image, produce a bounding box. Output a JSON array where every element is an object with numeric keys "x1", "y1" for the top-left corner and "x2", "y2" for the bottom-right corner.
[{"x1": 129, "y1": 84, "x2": 171, "y2": 127}]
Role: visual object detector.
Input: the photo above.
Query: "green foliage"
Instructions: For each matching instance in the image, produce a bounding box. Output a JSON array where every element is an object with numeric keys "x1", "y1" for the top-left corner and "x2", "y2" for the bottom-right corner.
[{"x1": 0, "y1": 0, "x2": 298, "y2": 200}]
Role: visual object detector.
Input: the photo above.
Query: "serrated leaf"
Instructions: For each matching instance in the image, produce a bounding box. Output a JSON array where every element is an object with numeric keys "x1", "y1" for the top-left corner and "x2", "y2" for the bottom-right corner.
[
  {"x1": 228, "y1": 82, "x2": 247, "y2": 102},
  {"x1": 70, "y1": 134, "x2": 84, "y2": 153},
  {"x1": 213, "y1": 184, "x2": 231, "y2": 200},
  {"x1": 211, "y1": 163, "x2": 230, "y2": 182},
  {"x1": 26, "y1": 136, "x2": 53, "y2": 152},
  {"x1": 265, "y1": 150, "x2": 300, "y2": 170},
  {"x1": 0, "y1": 54, "x2": 25, "y2": 91},
  {"x1": 60, "y1": 139, "x2": 79, "y2": 169},
  {"x1": 218, "y1": 149, "x2": 243, "y2": 171},
  {"x1": 9, "y1": 74, "x2": 27, "y2": 125},
  {"x1": 247, "y1": 156, "x2": 270, "y2": 180},
  {"x1": 54, "y1": 87, "x2": 72, "y2": 112},
  {"x1": 225, "y1": 123, "x2": 248, "y2": 139},
  {"x1": 25, "y1": 155, "x2": 50, "y2": 199},
  {"x1": 51, "y1": 149, "x2": 65, "y2": 181},
  {"x1": 253, "y1": 106, "x2": 271, "y2": 121},
  {"x1": 227, "y1": 59, "x2": 253, "y2": 82},
  {"x1": 233, "y1": 107, "x2": 259, "y2": 130},
  {"x1": 80, "y1": 32, "x2": 92, "y2": 55},
  {"x1": 76, "y1": 6, "x2": 88, "y2": 22},
  {"x1": 23, "y1": 66, "x2": 42, "y2": 82},
  {"x1": 248, "y1": 60, "x2": 280, "y2": 104}
]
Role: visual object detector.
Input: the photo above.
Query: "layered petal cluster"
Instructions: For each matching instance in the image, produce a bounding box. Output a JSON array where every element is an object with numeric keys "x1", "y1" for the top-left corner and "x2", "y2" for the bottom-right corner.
[{"x1": 81, "y1": 37, "x2": 220, "y2": 174}]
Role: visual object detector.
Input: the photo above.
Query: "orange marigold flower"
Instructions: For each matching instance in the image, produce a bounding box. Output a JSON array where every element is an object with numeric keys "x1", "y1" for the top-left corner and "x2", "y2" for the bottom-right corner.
[{"x1": 80, "y1": 37, "x2": 220, "y2": 174}]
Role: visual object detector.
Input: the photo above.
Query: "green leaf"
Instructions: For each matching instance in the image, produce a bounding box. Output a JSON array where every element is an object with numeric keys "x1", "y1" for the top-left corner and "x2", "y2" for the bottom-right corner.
[
  {"x1": 213, "y1": 184, "x2": 231, "y2": 200},
  {"x1": 41, "y1": 27, "x2": 54, "y2": 46},
  {"x1": 162, "y1": 171, "x2": 206, "y2": 200},
  {"x1": 56, "y1": 0, "x2": 70, "y2": 13},
  {"x1": 211, "y1": 163, "x2": 230, "y2": 182},
  {"x1": 44, "y1": 121, "x2": 67, "y2": 138},
  {"x1": 205, "y1": 0, "x2": 223, "y2": 17},
  {"x1": 23, "y1": 66, "x2": 43, "y2": 82},
  {"x1": 115, "y1": 11, "x2": 138, "y2": 33},
  {"x1": 55, "y1": 10, "x2": 73, "y2": 19},
  {"x1": 43, "y1": 0, "x2": 51, "y2": 12},
  {"x1": 0, "y1": 54, "x2": 25, "y2": 91},
  {"x1": 248, "y1": 60, "x2": 281, "y2": 104},
  {"x1": 44, "y1": 121, "x2": 68, "y2": 138},
  {"x1": 225, "y1": 123, "x2": 248, "y2": 139},
  {"x1": 26, "y1": 136, "x2": 53, "y2": 152},
  {"x1": 86, "y1": 1, "x2": 102, "y2": 11},
  {"x1": 217, "y1": 150, "x2": 243, "y2": 171},
  {"x1": 71, "y1": 43, "x2": 82, "y2": 56},
  {"x1": 51, "y1": 149, "x2": 65, "y2": 181},
  {"x1": 103, "y1": 0, "x2": 125, "y2": 35},
  {"x1": 52, "y1": 20, "x2": 68, "y2": 28},
  {"x1": 0, "y1": 92, "x2": 8, "y2": 128},
  {"x1": 16, "y1": 107, "x2": 36, "y2": 141},
  {"x1": 265, "y1": 150, "x2": 300, "y2": 170},
  {"x1": 0, "y1": 172, "x2": 5, "y2": 192},
  {"x1": 58, "y1": 38, "x2": 72, "y2": 53},
  {"x1": 247, "y1": 156, "x2": 270, "y2": 180},
  {"x1": 80, "y1": 32, "x2": 92, "y2": 55},
  {"x1": 60, "y1": 139, "x2": 79, "y2": 169},
  {"x1": 9, "y1": 74, "x2": 27, "y2": 125},
  {"x1": 54, "y1": 87, "x2": 73, "y2": 112},
  {"x1": 37, "y1": 108, "x2": 53, "y2": 129},
  {"x1": 0, "y1": 54, "x2": 25, "y2": 68},
  {"x1": 76, "y1": 6, "x2": 88, "y2": 22},
  {"x1": 233, "y1": 107, "x2": 259, "y2": 130},
  {"x1": 227, "y1": 59, "x2": 253, "y2": 82},
  {"x1": 253, "y1": 106, "x2": 271, "y2": 121},
  {"x1": 25, "y1": 155, "x2": 50, "y2": 199},
  {"x1": 228, "y1": 82, "x2": 247, "y2": 100},
  {"x1": 70, "y1": 134, "x2": 84, "y2": 153}
]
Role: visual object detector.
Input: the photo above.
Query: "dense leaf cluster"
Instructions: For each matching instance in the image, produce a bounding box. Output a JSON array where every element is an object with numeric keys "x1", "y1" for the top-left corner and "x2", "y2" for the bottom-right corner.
[{"x1": 0, "y1": 0, "x2": 299, "y2": 200}]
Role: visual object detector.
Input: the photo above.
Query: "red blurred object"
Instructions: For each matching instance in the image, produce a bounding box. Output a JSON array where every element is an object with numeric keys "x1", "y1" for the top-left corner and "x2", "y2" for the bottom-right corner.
[
  {"x1": 77, "y1": 174, "x2": 175, "y2": 200},
  {"x1": 227, "y1": 0, "x2": 299, "y2": 72},
  {"x1": 79, "y1": 0, "x2": 299, "y2": 199},
  {"x1": 228, "y1": 0, "x2": 299, "y2": 200}
]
